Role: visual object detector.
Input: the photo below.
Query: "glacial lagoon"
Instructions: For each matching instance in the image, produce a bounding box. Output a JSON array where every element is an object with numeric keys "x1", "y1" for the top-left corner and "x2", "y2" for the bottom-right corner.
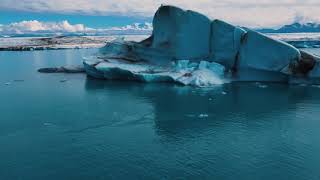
[{"x1": 1, "y1": 49, "x2": 320, "y2": 179}]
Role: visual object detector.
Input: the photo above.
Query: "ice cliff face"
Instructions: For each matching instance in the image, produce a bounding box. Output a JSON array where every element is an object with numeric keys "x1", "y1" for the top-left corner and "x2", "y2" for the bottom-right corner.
[{"x1": 83, "y1": 5, "x2": 320, "y2": 86}]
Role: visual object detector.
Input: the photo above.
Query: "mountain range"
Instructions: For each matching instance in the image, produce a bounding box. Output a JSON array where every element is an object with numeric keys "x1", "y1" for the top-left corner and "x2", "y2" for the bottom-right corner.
[{"x1": 257, "y1": 22, "x2": 320, "y2": 33}]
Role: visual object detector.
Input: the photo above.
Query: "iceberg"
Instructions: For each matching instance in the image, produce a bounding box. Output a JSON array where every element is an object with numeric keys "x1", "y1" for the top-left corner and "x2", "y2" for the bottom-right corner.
[{"x1": 39, "y1": 5, "x2": 320, "y2": 86}]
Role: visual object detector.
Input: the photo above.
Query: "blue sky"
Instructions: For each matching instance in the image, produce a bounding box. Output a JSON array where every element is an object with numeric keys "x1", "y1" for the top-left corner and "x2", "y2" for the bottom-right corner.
[{"x1": 0, "y1": 10, "x2": 151, "y2": 28}]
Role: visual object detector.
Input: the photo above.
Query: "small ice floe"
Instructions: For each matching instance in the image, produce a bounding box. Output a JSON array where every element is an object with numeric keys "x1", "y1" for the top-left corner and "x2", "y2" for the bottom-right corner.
[
  {"x1": 209, "y1": 98, "x2": 213, "y2": 101},
  {"x1": 221, "y1": 91, "x2": 227, "y2": 95},
  {"x1": 258, "y1": 84, "x2": 268, "y2": 88},
  {"x1": 255, "y1": 82, "x2": 268, "y2": 88},
  {"x1": 186, "y1": 114, "x2": 196, "y2": 118},
  {"x1": 43, "y1": 122, "x2": 54, "y2": 126},
  {"x1": 4, "y1": 82, "x2": 11, "y2": 85},
  {"x1": 311, "y1": 85, "x2": 320, "y2": 88},
  {"x1": 199, "y1": 114, "x2": 209, "y2": 118}
]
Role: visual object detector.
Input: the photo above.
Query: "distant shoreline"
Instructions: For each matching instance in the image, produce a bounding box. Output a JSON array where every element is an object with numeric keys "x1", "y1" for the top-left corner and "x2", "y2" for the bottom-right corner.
[
  {"x1": 1, "y1": 33, "x2": 320, "y2": 51},
  {"x1": 0, "y1": 35, "x2": 148, "y2": 51}
]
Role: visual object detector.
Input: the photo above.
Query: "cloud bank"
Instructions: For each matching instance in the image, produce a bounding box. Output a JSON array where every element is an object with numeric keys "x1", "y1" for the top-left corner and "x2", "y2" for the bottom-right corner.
[
  {"x1": 1, "y1": 0, "x2": 320, "y2": 28},
  {"x1": 0, "y1": 20, "x2": 152, "y2": 35},
  {"x1": 0, "y1": 20, "x2": 88, "y2": 34}
]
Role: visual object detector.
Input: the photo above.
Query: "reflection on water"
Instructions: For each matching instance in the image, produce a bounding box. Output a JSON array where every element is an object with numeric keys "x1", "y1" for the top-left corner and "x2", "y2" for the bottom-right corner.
[
  {"x1": 0, "y1": 49, "x2": 320, "y2": 179},
  {"x1": 83, "y1": 78, "x2": 320, "y2": 179},
  {"x1": 84, "y1": 77, "x2": 318, "y2": 136}
]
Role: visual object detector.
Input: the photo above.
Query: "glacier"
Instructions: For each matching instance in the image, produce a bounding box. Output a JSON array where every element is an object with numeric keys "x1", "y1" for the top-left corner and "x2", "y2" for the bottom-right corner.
[{"x1": 40, "y1": 5, "x2": 320, "y2": 86}]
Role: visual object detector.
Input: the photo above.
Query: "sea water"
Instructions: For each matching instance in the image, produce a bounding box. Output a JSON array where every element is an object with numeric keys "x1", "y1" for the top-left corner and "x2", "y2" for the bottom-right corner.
[{"x1": 0, "y1": 49, "x2": 320, "y2": 179}]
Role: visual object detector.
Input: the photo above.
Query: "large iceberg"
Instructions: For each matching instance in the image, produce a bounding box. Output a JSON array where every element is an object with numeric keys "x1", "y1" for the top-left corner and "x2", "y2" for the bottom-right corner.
[{"x1": 40, "y1": 5, "x2": 320, "y2": 86}]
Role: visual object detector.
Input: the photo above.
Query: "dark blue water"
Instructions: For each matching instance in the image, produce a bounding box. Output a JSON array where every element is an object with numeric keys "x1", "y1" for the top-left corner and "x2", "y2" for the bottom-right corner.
[{"x1": 1, "y1": 49, "x2": 320, "y2": 180}]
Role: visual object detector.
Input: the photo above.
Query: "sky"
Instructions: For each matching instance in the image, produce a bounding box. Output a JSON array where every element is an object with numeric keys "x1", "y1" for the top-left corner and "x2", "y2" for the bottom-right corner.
[{"x1": 1, "y1": 0, "x2": 320, "y2": 34}]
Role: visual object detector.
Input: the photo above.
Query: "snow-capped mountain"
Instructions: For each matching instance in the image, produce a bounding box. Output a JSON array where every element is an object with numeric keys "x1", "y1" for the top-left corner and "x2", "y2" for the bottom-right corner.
[{"x1": 258, "y1": 22, "x2": 320, "y2": 33}]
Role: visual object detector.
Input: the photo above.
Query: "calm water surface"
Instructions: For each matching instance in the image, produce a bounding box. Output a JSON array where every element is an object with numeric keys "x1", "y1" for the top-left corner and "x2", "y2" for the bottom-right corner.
[{"x1": 0, "y1": 49, "x2": 320, "y2": 180}]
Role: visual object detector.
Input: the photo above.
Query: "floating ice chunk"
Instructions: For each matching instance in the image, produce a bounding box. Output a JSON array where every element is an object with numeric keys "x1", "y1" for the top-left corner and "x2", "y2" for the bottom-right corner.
[
  {"x1": 43, "y1": 122, "x2": 54, "y2": 126},
  {"x1": 199, "y1": 114, "x2": 209, "y2": 118},
  {"x1": 258, "y1": 84, "x2": 268, "y2": 88},
  {"x1": 254, "y1": 82, "x2": 268, "y2": 88}
]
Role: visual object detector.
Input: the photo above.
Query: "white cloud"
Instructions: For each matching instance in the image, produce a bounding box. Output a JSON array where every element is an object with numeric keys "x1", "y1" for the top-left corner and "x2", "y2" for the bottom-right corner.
[
  {"x1": 0, "y1": 20, "x2": 89, "y2": 34},
  {"x1": 0, "y1": 20, "x2": 152, "y2": 35},
  {"x1": 1, "y1": 0, "x2": 320, "y2": 27}
]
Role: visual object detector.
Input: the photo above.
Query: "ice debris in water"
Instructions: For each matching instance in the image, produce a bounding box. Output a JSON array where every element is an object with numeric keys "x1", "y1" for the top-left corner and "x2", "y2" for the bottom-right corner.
[
  {"x1": 199, "y1": 114, "x2": 209, "y2": 118},
  {"x1": 258, "y1": 84, "x2": 268, "y2": 88},
  {"x1": 255, "y1": 82, "x2": 268, "y2": 88},
  {"x1": 43, "y1": 123, "x2": 54, "y2": 126}
]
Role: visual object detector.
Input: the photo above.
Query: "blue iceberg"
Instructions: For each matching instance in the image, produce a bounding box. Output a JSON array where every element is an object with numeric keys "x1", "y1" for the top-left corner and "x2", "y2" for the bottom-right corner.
[{"x1": 39, "y1": 5, "x2": 320, "y2": 86}]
